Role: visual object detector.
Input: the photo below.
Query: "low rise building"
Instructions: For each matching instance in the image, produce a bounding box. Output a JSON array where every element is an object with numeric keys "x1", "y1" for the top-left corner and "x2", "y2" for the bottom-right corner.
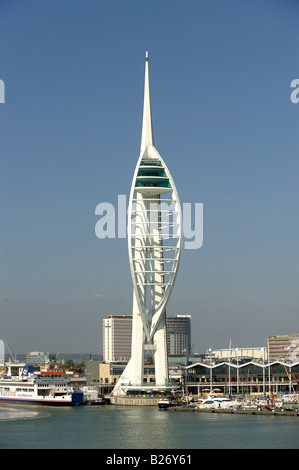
[{"x1": 25, "y1": 351, "x2": 49, "y2": 367}]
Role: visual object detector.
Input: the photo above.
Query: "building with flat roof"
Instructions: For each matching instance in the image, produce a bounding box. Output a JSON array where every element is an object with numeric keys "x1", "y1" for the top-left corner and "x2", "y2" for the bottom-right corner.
[
  {"x1": 102, "y1": 315, "x2": 132, "y2": 363},
  {"x1": 185, "y1": 358, "x2": 299, "y2": 396},
  {"x1": 267, "y1": 334, "x2": 299, "y2": 362},
  {"x1": 25, "y1": 351, "x2": 49, "y2": 366},
  {"x1": 211, "y1": 347, "x2": 266, "y2": 361},
  {"x1": 166, "y1": 315, "x2": 191, "y2": 356}
]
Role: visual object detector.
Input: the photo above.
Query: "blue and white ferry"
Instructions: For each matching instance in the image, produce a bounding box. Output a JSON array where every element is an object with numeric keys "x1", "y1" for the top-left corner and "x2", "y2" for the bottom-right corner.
[{"x1": 0, "y1": 365, "x2": 83, "y2": 406}]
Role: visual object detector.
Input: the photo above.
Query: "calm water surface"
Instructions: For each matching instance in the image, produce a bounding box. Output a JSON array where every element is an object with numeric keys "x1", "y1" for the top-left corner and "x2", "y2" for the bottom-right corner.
[{"x1": 0, "y1": 404, "x2": 298, "y2": 449}]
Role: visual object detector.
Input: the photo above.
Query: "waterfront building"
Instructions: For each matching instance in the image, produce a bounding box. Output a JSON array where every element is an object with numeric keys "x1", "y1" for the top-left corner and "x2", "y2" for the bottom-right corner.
[
  {"x1": 267, "y1": 334, "x2": 299, "y2": 362},
  {"x1": 102, "y1": 315, "x2": 132, "y2": 363},
  {"x1": 166, "y1": 315, "x2": 191, "y2": 356},
  {"x1": 100, "y1": 362, "x2": 155, "y2": 386},
  {"x1": 85, "y1": 360, "x2": 101, "y2": 385},
  {"x1": 25, "y1": 351, "x2": 49, "y2": 367},
  {"x1": 185, "y1": 358, "x2": 299, "y2": 397},
  {"x1": 86, "y1": 361, "x2": 181, "y2": 396},
  {"x1": 211, "y1": 347, "x2": 266, "y2": 361},
  {"x1": 112, "y1": 53, "x2": 182, "y2": 396}
]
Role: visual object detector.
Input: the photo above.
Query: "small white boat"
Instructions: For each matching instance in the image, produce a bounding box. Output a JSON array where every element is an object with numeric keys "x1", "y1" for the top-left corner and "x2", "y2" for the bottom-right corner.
[
  {"x1": 196, "y1": 397, "x2": 240, "y2": 410},
  {"x1": 158, "y1": 399, "x2": 171, "y2": 410},
  {"x1": 282, "y1": 393, "x2": 299, "y2": 403},
  {"x1": 240, "y1": 403, "x2": 258, "y2": 411}
]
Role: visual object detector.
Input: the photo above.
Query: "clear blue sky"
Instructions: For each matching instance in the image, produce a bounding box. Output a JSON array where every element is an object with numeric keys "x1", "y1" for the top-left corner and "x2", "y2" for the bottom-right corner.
[{"x1": 0, "y1": 0, "x2": 298, "y2": 354}]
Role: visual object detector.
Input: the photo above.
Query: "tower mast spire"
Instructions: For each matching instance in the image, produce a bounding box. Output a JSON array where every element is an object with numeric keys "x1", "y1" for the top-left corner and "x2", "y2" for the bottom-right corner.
[{"x1": 140, "y1": 51, "x2": 154, "y2": 151}]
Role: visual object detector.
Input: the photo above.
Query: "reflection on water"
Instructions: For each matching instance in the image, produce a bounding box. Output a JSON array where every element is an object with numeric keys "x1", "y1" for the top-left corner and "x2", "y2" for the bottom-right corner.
[
  {"x1": 110, "y1": 406, "x2": 179, "y2": 449},
  {"x1": 0, "y1": 404, "x2": 299, "y2": 449}
]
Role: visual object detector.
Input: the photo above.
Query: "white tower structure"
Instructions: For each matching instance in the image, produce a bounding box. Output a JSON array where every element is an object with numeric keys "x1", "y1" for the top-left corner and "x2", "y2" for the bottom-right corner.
[{"x1": 112, "y1": 52, "x2": 182, "y2": 396}]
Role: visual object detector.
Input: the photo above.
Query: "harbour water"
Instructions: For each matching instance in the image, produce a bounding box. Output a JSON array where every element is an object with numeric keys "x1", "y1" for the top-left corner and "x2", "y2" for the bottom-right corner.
[{"x1": 0, "y1": 404, "x2": 299, "y2": 449}]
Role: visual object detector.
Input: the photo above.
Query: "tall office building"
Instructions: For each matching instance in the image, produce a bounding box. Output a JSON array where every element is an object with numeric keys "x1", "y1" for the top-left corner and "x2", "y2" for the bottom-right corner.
[
  {"x1": 103, "y1": 316, "x2": 132, "y2": 363},
  {"x1": 267, "y1": 334, "x2": 299, "y2": 362},
  {"x1": 166, "y1": 315, "x2": 191, "y2": 356},
  {"x1": 112, "y1": 53, "x2": 182, "y2": 396}
]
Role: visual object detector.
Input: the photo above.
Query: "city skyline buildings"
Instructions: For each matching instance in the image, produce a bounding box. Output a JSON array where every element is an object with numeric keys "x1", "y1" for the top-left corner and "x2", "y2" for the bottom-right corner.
[
  {"x1": 112, "y1": 52, "x2": 182, "y2": 395},
  {"x1": 101, "y1": 313, "x2": 192, "y2": 363}
]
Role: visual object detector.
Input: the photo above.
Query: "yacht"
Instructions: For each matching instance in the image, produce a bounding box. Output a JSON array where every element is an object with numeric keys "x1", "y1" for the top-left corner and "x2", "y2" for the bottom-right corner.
[
  {"x1": 196, "y1": 396, "x2": 240, "y2": 410},
  {"x1": 158, "y1": 398, "x2": 172, "y2": 410}
]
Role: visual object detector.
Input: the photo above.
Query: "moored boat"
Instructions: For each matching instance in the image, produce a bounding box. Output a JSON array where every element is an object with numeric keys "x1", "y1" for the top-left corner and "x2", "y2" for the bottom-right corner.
[
  {"x1": 86, "y1": 397, "x2": 106, "y2": 405},
  {"x1": 158, "y1": 398, "x2": 172, "y2": 410},
  {"x1": 196, "y1": 396, "x2": 241, "y2": 410}
]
